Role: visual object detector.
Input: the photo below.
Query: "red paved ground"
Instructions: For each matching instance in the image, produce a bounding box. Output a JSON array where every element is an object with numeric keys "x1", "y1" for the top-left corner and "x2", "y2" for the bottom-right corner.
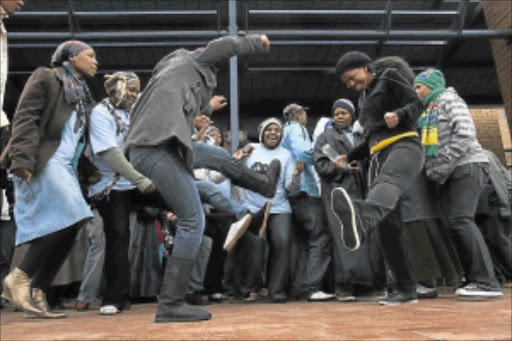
[{"x1": 1, "y1": 287, "x2": 511, "y2": 340}]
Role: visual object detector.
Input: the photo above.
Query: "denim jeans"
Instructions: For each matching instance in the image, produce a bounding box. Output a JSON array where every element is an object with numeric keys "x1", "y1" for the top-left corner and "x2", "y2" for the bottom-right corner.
[
  {"x1": 439, "y1": 163, "x2": 500, "y2": 288},
  {"x1": 188, "y1": 235, "x2": 212, "y2": 292},
  {"x1": 192, "y1": 141, "x2": 243, "y2": 180},
  {"x1": 77, "y1": 209, "x2": 105, "y2": 303},
  {"x1": 196, "y1": 180, "x2": 248, "y2": 220},
  {"x1": 130, "y1": 145, "x2": 204, "y2": 260}
]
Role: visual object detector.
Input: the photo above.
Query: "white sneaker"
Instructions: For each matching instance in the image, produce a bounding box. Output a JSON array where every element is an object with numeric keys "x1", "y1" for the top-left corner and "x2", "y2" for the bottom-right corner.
[
  {"x1": 223, "y1": 214, "x2": 252, "y2": 251},
  {"x1": 99, "y1": 305, "x2": 120, "y2": 315},
  {"x1": 308, "y1": 291, "x2": 334, "y2": 301}
]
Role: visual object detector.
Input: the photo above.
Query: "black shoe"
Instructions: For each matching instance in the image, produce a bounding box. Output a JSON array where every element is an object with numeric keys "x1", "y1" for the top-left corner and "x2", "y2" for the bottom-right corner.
[
  {"x1": 379, "y1": 291, "x2": 418, "y2": 306},
  {"x1": 416, "y1": 284, "x2": 438, "y2": 299},
  {"x1": 185, "y1": 292, "x2": 211, "y2": 306},
  {"x1": 331, "y1": 187, "x2": 364, "y2": 250}
]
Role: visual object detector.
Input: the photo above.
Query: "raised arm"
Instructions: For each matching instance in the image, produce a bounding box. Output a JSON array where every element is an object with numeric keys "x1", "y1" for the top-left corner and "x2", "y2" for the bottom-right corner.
[{"x1": 196, "y1": 34, "x2": 268, "y2": 65}]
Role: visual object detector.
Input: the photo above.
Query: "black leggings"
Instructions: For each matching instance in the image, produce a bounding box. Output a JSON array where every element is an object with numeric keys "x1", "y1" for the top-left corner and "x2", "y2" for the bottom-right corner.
[{"x1": 17, "y1": 221, "x2": 84, "y2": 292}]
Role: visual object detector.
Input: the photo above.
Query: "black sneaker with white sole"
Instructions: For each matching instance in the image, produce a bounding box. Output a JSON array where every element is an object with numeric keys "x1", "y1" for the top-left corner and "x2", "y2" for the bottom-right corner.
[
  {"x1": 379, "y1": 291, "x2": 418, "y2": 306},
  {"x1": 455, "y1": 283, "x2": 503, "y2": 299},
  {"x1": 330, "y1": 187, "x2": 363, "y2": 251}
]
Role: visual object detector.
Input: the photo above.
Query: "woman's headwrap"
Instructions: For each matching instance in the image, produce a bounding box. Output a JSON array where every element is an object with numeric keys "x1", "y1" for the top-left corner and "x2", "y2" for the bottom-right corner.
[
  {"x1": 258, "y1": 117, "x2": 283, "y2": 145},
  {"x1": 50, "y1": 40, "x2": 94, "y2": 133},
  {"x1": 51, "y1": 40, "x2": 92, "y2": 67},
  {"x1": 104, "y1": 72, "x2": 140, "y2": 107}
]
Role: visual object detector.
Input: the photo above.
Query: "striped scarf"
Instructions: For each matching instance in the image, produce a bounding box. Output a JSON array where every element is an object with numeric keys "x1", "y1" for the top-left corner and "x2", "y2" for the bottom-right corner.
[{"x1": 417, "y1": 88, "x2": 443, "y2": 157}]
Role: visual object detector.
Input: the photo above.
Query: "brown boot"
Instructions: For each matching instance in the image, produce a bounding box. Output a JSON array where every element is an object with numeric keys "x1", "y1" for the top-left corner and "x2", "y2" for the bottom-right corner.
[
  {"x1": 1, "y1": 267, "x2": 42, "y2": 315},
  {"x1": 23, "y1": 288, "x2": 67, "y2": 319}
]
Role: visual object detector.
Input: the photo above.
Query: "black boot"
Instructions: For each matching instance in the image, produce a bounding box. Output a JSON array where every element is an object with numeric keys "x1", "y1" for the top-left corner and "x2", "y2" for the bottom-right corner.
[
  {"x1": 155, "y1": 256, "x2": 211, "y2": 323},
  {"x1": 330, "y1": 187, "x2": 390, "y2": 251},
  {"x1": 247, "y1": 201, "x2": 272, "y2": 237},
  {"x1": 232, "y1": 160, "x2": 281, "y2": 198}
]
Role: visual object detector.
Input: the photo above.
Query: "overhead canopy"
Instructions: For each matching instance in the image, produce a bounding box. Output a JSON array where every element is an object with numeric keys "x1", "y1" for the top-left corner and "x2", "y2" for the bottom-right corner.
[{"x1": 4, "y1": 0, "x2": 511, "y2": 137}]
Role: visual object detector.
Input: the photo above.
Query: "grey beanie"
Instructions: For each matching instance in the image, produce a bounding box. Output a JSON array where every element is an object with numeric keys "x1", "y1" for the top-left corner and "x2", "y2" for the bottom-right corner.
[
  {"x1": 332, "y1": 98, "x2": 355, "y2": 117},
  {"x1": 258, "y1": 117, "x2": 283, "y2": 144},
  {"x1": 335, "y1": 51, "x2": 372, "y2": 79}
]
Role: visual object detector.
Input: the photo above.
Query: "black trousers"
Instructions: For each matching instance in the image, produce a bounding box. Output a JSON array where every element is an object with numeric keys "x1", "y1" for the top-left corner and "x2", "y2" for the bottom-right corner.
[
  {"x1": 289, "y1": 196, "x2": 331, "y2": 295},
  {"x1": 366, "y1": 139, "x2": 425, "y2": 294},
  {"x1": 96, "y1": 190, "x2": 132, "y2": 309},
  {"x1": 18, "y1": 222, "x2": 83, "y2": 292},
  {"x1": 439, "y1": 163, "x2": 500, "y2": 288}
]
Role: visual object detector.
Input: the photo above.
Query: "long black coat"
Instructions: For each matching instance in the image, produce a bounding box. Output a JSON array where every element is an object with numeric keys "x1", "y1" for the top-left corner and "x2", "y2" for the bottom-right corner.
[
  {"x1": 125, "y1": 34, "x2": 265, "y2": 171},
  {"x1": 314, "y1": 128, "x2": 384, "y2": 288}
]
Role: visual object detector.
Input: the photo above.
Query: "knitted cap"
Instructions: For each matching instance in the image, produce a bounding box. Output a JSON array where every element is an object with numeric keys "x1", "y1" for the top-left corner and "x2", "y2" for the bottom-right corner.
[
  {"x1": 283, "y1": 103, "x2": 309, "y2": 121},
  {"x1": 414, "y1": 68, "x2": 446, "y2": 90},
  {"x1": 335, "y1": 51, "x2": 372, "y2": 79},
  {"x1": 332, "y1": 98, "x2": 355, "y2": 117},
  {"x1": 258, "y1": 117, "x2": 283, "y2": 144}
]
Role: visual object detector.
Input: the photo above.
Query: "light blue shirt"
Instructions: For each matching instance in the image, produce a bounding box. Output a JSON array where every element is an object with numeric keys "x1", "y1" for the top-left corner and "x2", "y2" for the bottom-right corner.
[
  {"x1": 240, "y1": 143, "x2": 295, "y2": 214},
  {"x1": 88, "y1": 102, "x2": 134, "y2": 197},
  {"x1": 49, "y1": 110, "x2": 85, "y2": 173},
  {"x1": 282, "y1": 121, "x2": 320, "y2": 198}
]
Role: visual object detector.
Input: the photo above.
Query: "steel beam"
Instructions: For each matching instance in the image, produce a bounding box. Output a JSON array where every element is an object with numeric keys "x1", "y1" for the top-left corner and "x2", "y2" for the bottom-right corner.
[
  {"x1": 8, "y1": 30, "x2": 228, "y2": 40},
  {"x1": 229, "y1": 0, "x2": 240, "y2": 153}
]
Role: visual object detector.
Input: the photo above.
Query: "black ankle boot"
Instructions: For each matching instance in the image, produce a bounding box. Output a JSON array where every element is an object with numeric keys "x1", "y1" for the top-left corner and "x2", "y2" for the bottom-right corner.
[
  {"x1": 155, "y1": 256, "x2": 211, "y2": 323},
  {"x1": 232, "y1": 160, "x2": 281, "y2": 198},
  {"x1": 247, "y1": 201, "x2": 272, "y2": 237}
]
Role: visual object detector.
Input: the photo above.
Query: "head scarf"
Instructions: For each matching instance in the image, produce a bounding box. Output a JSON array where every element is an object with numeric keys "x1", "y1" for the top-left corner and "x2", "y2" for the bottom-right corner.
[
  {"x1": 104, "y1": 71, "x2": 140, "y2": 107},
  {"x1": 258, "y1": 117, "x2": 283, "y2": 145},
  {"x1": 415, "y1": 68, "x2": 447, "y2": 157},
  {"x1": 50, "y1": 40, "x2": 94, "y2": 133},
  {"x1": 51, "y1": 40, "x2": 92, "y2": 67}
]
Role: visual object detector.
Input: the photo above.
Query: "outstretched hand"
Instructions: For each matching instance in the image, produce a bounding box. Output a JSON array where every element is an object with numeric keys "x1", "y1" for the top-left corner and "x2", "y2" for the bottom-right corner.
[
  {"x1": 210, "y1": 95, "x2": 228, "y2": 111},
  {"x1": 261, "y1": 35, "x2": 270, "y2": 53},
  {"x1": 12, "y1": 168, "x2": 32, "y2": 182}
]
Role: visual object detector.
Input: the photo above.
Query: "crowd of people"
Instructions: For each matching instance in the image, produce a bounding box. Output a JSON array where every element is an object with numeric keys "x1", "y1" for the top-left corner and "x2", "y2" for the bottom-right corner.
[{"x1": 0, "y1": 0, "x2": 510, "y2": 324}]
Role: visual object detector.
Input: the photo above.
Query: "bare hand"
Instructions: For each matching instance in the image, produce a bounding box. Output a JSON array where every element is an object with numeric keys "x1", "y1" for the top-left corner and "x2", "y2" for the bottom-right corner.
[
  {"x1": 194, "y1": 126, "x2": 209, "y2": 142},
  {"x1": 233, "y1": 145, "x2": 253, "y2": 160},
  {"x1": 384, "y1": 112, "x2": 399, "y2": 129},
  {"x1": 210, "y1": 95, "x2": 228, "y2": 111},
  {"x1": 193, "y1": 115, "x2": 213, "y2": 130},
  {"x1": 144, "y1": 183, "x2": 156, "y2": 194},
  {"x1": 333, "y1": 155, "x2": 348, "y2": 169},
  {"x1": 347, "y1": 160, "x2": 359, "y2": 172},
  {"x1": 12, "y1": 168, "x2": 32, "y2": 182},
  {"x1": 294, "y1": 160, "x2": 304, "y2": 175},
  {"x1": 166, "y1": 211, "x2": 178, "y2": 224},
  {"x1": 261, "y1": 35, "x2": 270, "y2": 53}
]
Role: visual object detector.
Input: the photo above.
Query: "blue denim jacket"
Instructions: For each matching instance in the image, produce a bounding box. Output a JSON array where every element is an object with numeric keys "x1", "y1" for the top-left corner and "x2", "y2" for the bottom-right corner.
[{"x1": 282, "y1": 121, "x2": 320, "y2": 198}]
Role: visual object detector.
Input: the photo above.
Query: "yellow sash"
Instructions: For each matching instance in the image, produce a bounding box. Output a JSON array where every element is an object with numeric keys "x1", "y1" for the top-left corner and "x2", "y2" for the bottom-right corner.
[{"x1": 370, "y1": 131, "x2": 419, "y2": 155}]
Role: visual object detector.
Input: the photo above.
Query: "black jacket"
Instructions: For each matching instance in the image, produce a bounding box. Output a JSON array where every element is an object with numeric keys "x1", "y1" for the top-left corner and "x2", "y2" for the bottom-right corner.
[{"x1": 348, "y1": 68, "x2": 423, "y2": 162}]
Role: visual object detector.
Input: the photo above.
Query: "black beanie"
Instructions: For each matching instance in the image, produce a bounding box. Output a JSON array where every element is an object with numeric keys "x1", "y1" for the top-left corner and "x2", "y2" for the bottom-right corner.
[{"x1": 335, "y1": 51, "x2": 372, "y2": 79}]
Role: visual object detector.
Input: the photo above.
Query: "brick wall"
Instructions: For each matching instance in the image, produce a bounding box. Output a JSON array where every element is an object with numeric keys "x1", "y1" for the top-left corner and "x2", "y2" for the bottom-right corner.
[
  {"x1": 470, "y1": 107, "x2": 511, "y2": 168},
  {"x1": 482, "y1": 0, "x2": 511, "y2": 131}
]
